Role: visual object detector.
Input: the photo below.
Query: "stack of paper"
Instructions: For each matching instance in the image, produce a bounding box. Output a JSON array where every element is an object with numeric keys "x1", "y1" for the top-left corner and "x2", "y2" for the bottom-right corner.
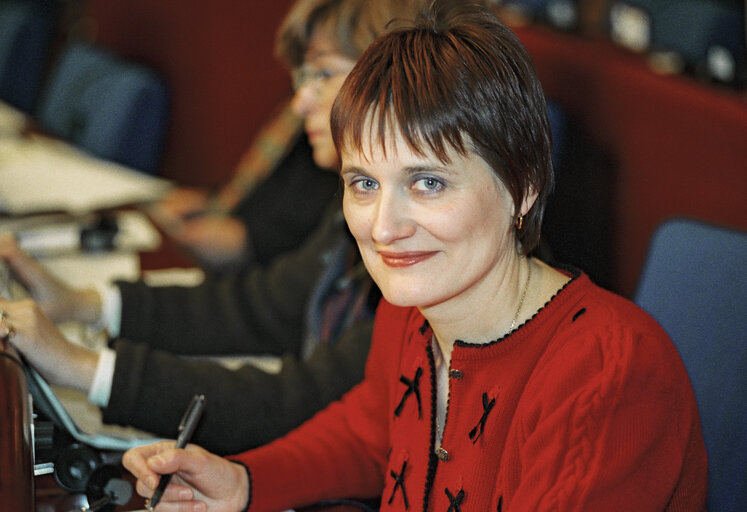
[{"x1": 0, "y1": 135, "x2": 172, "y2": 215}]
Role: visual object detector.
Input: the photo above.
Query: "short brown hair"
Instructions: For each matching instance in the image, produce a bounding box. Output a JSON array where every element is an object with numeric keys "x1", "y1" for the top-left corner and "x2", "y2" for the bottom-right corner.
[
  {"x1": 331, "y1": 2, "x2": 553, "y2": 254},
  {"x1": 275, "y1": 0, "x2": 425, "y2": 68}
]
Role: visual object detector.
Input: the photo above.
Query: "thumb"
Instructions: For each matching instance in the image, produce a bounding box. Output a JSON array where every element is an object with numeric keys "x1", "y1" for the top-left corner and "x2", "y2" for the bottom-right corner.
[{"x1": 147, "y1": 445, "x2": 209, "y2": 478}]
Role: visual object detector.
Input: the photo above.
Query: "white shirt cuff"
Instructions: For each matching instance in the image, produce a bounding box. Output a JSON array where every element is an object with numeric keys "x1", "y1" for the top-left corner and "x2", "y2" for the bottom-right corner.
[
  {"x1": 91, "y1": 282, "x2": 123, "y2": 338},
  {"x1": 88, "y1": 346, "x2": 116, "y2": 407}
]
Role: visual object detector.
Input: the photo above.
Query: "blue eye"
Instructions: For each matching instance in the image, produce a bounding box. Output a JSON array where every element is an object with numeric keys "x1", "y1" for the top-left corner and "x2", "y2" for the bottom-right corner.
[
  {"x1": 413, "y1": 176, "x2": 444, "y2": 192},
  {"x1": 350, "y1": 177, "x2": 378, "y2": 192},
  {"x1": 361, "y1": 178, "x2": 377, "y2": 190},
  {"x1": 423, "y1": 178, "x2": 440, "y2": 189}
]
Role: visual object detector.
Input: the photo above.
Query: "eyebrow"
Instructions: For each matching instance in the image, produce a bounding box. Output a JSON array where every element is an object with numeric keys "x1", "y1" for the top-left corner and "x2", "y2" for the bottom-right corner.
[
  {"x1": 340, "y1": 163, "x2": 454, "y2": 177},
  {"x1": 305, "y1": 51, "x2": 354, "y2": 67},
  {"x1": 404, "y1": 164, "x2": 452, "y2": 175},
  {"x1": 339, "y1": 165, "x2": 359, "y2": 176},
  {"x1": 305, "y1": 46, "x2": 335, "y2": 59}
]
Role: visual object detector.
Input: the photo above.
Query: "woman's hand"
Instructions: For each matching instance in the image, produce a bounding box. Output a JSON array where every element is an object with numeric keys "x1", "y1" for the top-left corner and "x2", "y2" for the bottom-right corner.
[
  {"x1": 0, "y1": 298, "x2": 99, "y2": 391},
  {"x1": 157, "y1": 187, "x2": 211, "y2": 220},
  {"x1": 170, "y1": 215, "x2": 248, "y2": 268},
  {"x1": 123, "y1": 441, "x2": 250, "y2": 512},
  {"x1": 148, "y1": 187, "x2": 211, "y2": 233},
  {"x1": 0, "y1": 234, "x2": 101, "y2": 324}
]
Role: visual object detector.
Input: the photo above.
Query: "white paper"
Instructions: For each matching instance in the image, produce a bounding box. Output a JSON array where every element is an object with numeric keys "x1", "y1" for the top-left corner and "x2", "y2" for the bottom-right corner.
[
  {"x1": 8, "y1": 210, "x2": 162, "y2": 256},
  {"x1": 0, "y1": 135, "x2": 173, "y2": 215}
]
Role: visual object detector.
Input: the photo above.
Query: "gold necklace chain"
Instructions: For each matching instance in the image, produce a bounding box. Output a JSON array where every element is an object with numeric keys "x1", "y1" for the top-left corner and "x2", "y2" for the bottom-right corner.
[
  {"x1": 432, "y1": 260, "x2": 532, "y2": 450},
  {"x1": 431, "y1": 259, "x2": 532, "y2": 451},
  {"x1": 510, "y1": 259, "x2": 532, "y2": 330}
]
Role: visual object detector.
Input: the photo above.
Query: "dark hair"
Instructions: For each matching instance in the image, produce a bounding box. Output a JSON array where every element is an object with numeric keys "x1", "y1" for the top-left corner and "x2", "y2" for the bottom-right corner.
[
  {"x1": 330, "y1": 2, "x2": 553, "y2": 254},
  {"x1": 275, "y1": 0, "x2": 425, "y2": 68}
]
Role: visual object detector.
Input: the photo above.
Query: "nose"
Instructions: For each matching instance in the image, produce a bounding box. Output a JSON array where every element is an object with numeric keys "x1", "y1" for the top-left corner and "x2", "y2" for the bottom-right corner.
[
  {"x1": 290, "y1": 84, "x2": 317, "y2": 118},
  {"x1": 370, "y1": 190, "x2": 415, "y2": 246}
]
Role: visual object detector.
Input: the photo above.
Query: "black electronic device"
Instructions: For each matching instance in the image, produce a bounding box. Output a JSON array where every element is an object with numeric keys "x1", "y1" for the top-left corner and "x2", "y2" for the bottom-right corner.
[{"x1": 80, "y1": 214, "x2": 120, "y2": 252}]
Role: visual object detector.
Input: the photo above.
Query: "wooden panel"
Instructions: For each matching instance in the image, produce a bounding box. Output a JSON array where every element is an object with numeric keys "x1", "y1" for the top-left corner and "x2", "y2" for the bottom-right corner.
[{"x1": 0, "y1": 350, "x2": 34, "y2": 512}]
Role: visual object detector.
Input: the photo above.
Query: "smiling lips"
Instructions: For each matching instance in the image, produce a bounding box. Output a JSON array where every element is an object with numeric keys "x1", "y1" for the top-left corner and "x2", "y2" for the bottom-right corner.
[{"x1": 378, "y1": 251, "x2": 437, "y2": 267}]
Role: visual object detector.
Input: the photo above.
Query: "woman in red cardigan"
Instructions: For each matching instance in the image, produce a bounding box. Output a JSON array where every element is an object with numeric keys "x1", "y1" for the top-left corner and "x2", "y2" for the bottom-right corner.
[{"x1": 122, "y1": 3, "x2": 708, "y2": 511}]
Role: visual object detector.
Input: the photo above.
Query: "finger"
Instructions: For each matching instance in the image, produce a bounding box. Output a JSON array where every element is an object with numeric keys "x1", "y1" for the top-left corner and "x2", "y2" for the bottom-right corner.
[
  {"x1": 152, "y1": 499, "x2": 207, "y2": 512},
  {"x1": 138, "y1": 480, "x2": 202, "y2": 512},
  {"x1": 123, "y1": 449, "x2": 157, "y2": 490},
  {"x1": 146, "y1": 447, "x2": 196, "y2": 476},
  {"x1": 0, "y1": 322, "x2": 14, "y2": 341},
  {"x1": 0, "y1": 233, "x2": 18, "y2": 252},
  {"x1": 155, "y1": 480, "x2": 196, "y2": 503},
  {"x1": 147, "y1": 444, "x2": 223, "y2": 486},
  {"x1": 0, "y1": 303, "x2": 18, "y2": 341},
  {"x1": 123, "y1": 441, "x2": 175, "y2": 487},
  {"x1": 134, "y1": 478, "x2": 194, "y2": 502},
  {"x1": 172, "y1": 225, "x2": 204, "y2": 244},
  {"x1": 0, "y1": 239, "x2": 54, "y2": 290},
  {"x1": 134, "y1": 478, "x2": 156, "y2": 499},
  {"x1": 0, "y1": 298, "x2": 34, "y2": 313},
  {"x1": 0, "y1": 233, "x2": 24, "y2": 261}
]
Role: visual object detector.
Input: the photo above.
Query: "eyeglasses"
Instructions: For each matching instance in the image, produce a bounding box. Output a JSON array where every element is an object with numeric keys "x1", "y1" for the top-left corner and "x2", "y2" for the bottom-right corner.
[{"x1": 291, "y1": 65, "x2": 347, "y2": 93}]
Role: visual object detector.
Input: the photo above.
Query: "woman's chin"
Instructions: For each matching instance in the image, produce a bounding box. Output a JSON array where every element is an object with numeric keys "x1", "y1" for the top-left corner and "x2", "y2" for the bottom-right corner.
[{"x1": 379, "y1": 289, "x2": 431, "y2": 309}]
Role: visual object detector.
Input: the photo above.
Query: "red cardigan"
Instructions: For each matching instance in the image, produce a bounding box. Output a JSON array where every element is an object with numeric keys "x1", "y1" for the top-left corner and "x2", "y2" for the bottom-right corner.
[{"x1": 232, "y1": 270, "x2": 707, "y2": 511}]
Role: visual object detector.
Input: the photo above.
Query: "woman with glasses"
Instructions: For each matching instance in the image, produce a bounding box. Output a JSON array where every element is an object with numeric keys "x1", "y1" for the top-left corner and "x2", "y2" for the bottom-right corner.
[{"x1": 152, "y1": 0, "x2": 424, "y2": 272}]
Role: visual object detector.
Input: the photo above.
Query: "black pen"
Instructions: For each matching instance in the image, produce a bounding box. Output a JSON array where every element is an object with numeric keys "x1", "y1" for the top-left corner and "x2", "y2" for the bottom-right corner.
[{"x1": 146, "y1": 394, "x2": 207, "y2": 511}]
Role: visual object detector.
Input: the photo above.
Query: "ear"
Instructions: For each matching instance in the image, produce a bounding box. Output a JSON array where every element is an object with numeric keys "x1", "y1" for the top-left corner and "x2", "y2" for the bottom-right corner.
[{"x1": 518, "y1": 186, "x2": 539, "y2": 217}]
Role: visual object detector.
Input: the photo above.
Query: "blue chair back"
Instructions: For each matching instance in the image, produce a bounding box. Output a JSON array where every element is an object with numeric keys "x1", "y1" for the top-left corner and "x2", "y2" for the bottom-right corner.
[
  {"x1": 35, "y1": 42, "x2": 169, "y2": 174},
  {"x1": 0, "y1": 1, "x2": 57, "y2": 112},
  {"x1": 634, "y1": 218, "x2": 747, "y2": 512}
]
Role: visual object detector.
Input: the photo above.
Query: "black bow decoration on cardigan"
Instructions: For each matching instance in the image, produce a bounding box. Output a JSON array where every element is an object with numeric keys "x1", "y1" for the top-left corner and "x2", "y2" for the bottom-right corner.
[
  {"x1": 468, "y1": 392, "x2": 496, "y2": 443},
  {"x1": 394, "y1": 367, "x2": 423, "y2": 418},
  {"x1": 388, "y1": 460, "x2": 409, "y2": 509},
  {"x1": 445, "y1": 487, "x2": 465, "y2": 512}
]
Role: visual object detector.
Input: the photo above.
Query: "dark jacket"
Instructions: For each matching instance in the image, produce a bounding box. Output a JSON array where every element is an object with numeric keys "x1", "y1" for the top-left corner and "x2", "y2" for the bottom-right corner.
[
  {"x1": 232, "y1": 133, "x2": 340, "y2": 267},
  {"x1": 101, "y1": 203, "x2": 377, "y2": 455}
]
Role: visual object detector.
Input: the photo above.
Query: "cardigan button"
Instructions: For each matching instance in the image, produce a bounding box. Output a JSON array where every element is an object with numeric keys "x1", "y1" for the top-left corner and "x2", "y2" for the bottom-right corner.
[
  {"x1": 436, "y1": 447, "x2": 450, "y2": 461},
  {"x1": 449, "y1": 369, "x2": 463, "y2": 380}
]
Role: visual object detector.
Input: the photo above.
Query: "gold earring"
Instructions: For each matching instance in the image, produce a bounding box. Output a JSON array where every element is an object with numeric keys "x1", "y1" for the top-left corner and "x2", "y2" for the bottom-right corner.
[{"x1": 515, "y1": 214, "x2": 524, "y2": 230}]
